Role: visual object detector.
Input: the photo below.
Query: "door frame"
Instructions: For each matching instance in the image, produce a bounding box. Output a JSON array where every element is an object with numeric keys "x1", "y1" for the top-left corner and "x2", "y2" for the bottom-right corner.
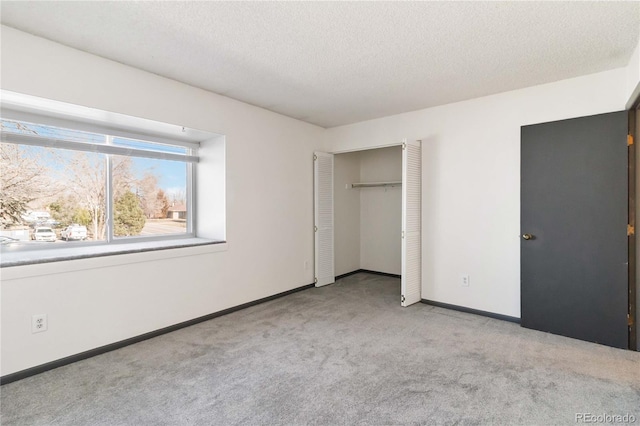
[
  {"x1": 322, "y1": 140, "x2": 422, "y2": 306},
  {"x1": 630, "y1": 106, "x2": 638, "y2": 351}
]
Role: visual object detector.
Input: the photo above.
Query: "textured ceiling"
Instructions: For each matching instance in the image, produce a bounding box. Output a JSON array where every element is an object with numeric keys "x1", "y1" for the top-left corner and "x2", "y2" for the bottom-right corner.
[{"x1": 1, "y1": 1, "x2": 639, "y2": 128}]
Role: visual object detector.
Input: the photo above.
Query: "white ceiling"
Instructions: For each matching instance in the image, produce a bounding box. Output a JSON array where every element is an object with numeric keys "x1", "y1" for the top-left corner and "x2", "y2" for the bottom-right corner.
[{"x1": 1, "y1": 1, "x2": 639, "y2": 128}]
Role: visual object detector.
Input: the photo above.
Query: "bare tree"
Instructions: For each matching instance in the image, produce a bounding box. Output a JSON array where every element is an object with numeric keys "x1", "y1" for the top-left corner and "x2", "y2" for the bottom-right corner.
[
  {"x1": 112, "y1": 156, "x2": 136, "y2": 199},
  {"x1": 0, "y1": 143, "x2": 57, "y2": 228},
  {"x1": 156, "y1": 189, "x2": 170, "y2": 219},
  {"x1": 166, "y1": 188, "x2": 186, "y2": 205},
  {"x1": 64, "y1": 152, "x2": 107, "y2": 240},
  {"x1": 136, "y1": 173, "x2": 163, "y2": 218},
  {"x1": 63, "y1": 154, "x2": 138, "y2": 240}
]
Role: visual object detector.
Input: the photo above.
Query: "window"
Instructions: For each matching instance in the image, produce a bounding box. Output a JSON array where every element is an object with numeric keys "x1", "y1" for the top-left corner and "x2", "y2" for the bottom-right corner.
[
  {"x1": 0, "y1": 118, "x2": 197, "y2": 250},
  {"x1": 0, "y1": 91, "x2": 226, "y2": 266}
]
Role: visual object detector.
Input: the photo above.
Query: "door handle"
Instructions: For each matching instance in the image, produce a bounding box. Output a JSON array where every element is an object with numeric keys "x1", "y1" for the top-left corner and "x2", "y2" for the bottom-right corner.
[{"x1": 522, "y1": 233, "x2": 534, "y2": 240}]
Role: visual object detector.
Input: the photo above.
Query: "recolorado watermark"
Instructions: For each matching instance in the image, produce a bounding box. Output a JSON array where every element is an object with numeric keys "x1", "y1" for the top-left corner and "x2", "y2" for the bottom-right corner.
[{"x1": 576, "y1": 413, "x2": 637, "y2": 423}]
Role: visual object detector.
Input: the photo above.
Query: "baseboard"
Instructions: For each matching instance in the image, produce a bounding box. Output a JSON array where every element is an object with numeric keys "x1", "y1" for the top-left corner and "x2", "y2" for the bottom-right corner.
[
  {"x1": 334, "y1": 270, "x2": 363, "y2": 280},
  {"x1": 1, "y1": 283, "x2": 315, "y2": 386},
  {"x1": 335, "y1": 269, "x2": 401, "y2": 280},
  {"x1": 421, "y1": 299, "x2": 520, "y2": 324},
  {"x1": 360, "y1": 269, "x2": 401, "y2": 279}
]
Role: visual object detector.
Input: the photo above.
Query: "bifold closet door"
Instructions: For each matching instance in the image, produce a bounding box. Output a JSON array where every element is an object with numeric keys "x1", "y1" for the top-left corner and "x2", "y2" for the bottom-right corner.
[
  {"x1": 314, "y1": 152, "x2": 335, "y2": 287},
  {"x1": 401, "y1": 140, "x2": 422, "y2": 307}
]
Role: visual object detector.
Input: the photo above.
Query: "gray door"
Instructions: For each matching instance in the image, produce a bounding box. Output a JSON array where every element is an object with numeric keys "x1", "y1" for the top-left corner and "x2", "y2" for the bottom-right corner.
[{"x1": 521, "y1": 111, "x2": 628, "y2": 349}]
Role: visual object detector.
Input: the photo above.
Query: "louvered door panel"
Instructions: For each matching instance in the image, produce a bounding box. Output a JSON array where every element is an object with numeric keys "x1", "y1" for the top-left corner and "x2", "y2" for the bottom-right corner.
[
  {"x1": 402, "y1": 141, "x2": 422, "y2": 306},
  {"x1": 314, "y1": 152, "x2": 335, "y2": 287}
]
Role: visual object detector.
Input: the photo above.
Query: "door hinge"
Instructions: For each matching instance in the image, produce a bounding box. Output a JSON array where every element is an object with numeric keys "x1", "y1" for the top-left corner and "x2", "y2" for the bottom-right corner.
[
  {"x1": 628, "y1": 224, "x2": 635, "y2": 236},
  {"x1": 314, "y1": 277, "x2": 318, "y2": 284},
  {"x1": 628, "y1": 135, "x2": 634, "y2": 146},
  {"x1": 401, "y1": 295, "x2": 406, "y2": 303},
  {"x1": 629, "y1": 313, "x2": 634, "y2": 326},
  {"x1": 314, "y1": 225, "x2": 318, "y2": 232},
  {"x1": 313, "y1": 154, "x2": 318, "y2": 161},
  {"x1": 402, "y1": 143, "x2": 406, "y2": 150},
  {"x1": 401, "y1": 231, "x2": 405, "y2": 239}
]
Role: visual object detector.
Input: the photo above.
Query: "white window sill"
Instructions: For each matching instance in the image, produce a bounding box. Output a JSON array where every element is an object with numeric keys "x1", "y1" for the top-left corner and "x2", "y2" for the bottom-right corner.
[{"x1": 0, "y1": 238, "x2": 226, "y2": 273}]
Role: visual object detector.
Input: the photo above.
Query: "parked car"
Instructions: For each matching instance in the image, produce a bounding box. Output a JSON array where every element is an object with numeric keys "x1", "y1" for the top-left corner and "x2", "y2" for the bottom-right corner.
[
  {"x1": 61, "y1": 224, "x2": 88, "y2": 241},
  {"x1": 31, "y1": 227, "x2": 56, "y2": 242}
]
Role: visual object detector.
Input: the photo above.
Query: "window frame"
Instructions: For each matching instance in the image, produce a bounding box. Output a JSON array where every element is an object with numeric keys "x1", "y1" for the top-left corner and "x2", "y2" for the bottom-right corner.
[
  {"x1": 100, "y1": 138, "x2": 197, "y2": 244},
  {"x1": 1, "y1": 109, "x2": 202, "y2": 253}
]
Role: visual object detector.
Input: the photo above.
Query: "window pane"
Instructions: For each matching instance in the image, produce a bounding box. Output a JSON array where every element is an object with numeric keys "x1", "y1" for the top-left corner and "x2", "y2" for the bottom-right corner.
[
  {"x1": 1, "y1": 119, "x2": 106, "y2": 145},
  {"x1": 0, "y1": 143, "x2": 106, "y2": 245},
  {"x1": 112, "y1": 137, "x2": 188, "y2": 155},
  {"x1": 112, "y1": 156, "x2": 187, "y2": 238}
]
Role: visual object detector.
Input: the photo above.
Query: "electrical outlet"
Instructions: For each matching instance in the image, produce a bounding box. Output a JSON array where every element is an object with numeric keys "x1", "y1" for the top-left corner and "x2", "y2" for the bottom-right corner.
[
  {"x1": 461, "y1": 275, "x2": 470, "y2": 287},
  {"x1": 32, "y1": 314, "x2": 48, "y2": 334}
]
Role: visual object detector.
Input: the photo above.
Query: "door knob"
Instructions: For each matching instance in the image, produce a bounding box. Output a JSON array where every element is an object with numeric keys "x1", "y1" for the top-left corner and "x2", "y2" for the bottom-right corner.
[{"x1": 522, "y1": 233, "x2": 533, "y2": 240}]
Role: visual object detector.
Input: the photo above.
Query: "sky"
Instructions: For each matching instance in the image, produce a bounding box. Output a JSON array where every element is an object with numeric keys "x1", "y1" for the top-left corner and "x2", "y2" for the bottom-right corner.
[
  {"x1": 3, "y1": 119, "x2": 188, "y2": 191},
  {"x1": 130, "y1": 157, "x2": 186, "y2": 192}
]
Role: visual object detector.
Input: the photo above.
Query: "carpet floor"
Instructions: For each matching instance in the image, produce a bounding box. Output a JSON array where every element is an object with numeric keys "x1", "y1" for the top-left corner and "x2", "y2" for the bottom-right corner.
[{"x1": 1, "y1": 272, "x2": 639, "y2": 425}]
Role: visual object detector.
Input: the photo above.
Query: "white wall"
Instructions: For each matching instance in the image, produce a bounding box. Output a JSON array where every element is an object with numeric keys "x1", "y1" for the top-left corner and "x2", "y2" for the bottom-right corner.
[
  {"x1": 0, "y1": 26, "x2": 324, "y2": 376},
  {"x1": 333, "y1": 152, "x2": 361, "y2": 276},
  {"x1": 358, "y1": 146, "x2": 402, "y2": 275},
  {"x1": 333, "y1": 146, "x2": 402, "y2": 277},
  {"x1": 324, "y1": 68, "x2": 628, "y2": 318}
]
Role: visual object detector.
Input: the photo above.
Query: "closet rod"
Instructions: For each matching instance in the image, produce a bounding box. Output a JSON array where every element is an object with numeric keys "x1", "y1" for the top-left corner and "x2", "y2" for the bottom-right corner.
[{"x1": 351, "y1": 181, "x2": 402, "y2": 188}]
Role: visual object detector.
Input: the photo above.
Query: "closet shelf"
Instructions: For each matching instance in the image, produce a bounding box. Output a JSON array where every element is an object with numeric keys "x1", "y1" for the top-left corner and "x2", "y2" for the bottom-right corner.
[{"x1": 351, "y1": 181, "x2": 402, "y2": 188}]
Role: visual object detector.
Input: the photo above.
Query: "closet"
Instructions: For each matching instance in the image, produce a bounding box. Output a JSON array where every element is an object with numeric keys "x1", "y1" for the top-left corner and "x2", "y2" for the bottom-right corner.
[{"x1": 314, "y1": 141, "x2": 422, "y2": 307}]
